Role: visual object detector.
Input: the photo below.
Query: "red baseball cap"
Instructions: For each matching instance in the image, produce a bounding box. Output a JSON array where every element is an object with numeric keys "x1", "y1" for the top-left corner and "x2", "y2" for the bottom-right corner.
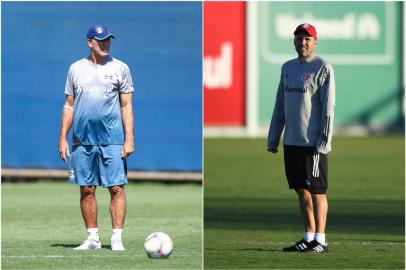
[{"x1": 294, "y1": 23, "x2": 317, "y2": 37}]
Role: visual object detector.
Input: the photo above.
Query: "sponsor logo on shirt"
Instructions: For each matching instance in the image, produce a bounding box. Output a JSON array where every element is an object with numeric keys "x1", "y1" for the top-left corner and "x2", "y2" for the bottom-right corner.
[
  {"x1": 77, "y1": 85, "x2": 115, "y2": 93},
  {"x1": 284, "y1": 85, "x2": 308, "y2": 93}
]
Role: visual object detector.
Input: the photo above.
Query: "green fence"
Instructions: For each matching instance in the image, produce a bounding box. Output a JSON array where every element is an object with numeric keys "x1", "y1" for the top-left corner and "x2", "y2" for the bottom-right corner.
[{"x1": 257, "y1": 1, "x2": 403, "y2": 128}]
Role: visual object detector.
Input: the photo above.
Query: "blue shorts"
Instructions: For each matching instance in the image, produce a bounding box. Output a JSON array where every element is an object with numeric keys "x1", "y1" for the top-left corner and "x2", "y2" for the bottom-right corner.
[{"x1": 68, "y1": 145, "x2": 128, "y2": 188}]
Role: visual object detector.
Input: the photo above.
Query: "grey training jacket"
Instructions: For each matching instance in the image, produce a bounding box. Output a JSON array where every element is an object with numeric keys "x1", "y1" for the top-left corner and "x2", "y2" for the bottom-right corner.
[{"x1": 267, "y1": 54, "x2": 336, "y2": 154}]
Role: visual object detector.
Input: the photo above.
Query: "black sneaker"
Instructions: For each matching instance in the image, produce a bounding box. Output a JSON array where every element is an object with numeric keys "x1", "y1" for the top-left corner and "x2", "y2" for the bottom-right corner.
[
  {"x1": 304, "y1": 240, "x2": 328, "y2": 253},
  {"x1": 282, "y1": 239, "x2": 310, "y2": 252}
]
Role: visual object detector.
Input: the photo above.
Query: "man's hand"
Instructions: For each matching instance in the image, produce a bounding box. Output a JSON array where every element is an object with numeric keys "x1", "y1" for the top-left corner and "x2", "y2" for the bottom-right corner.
[
  {"x1": 267, "y1": 147, "x2": 278, "y2": 154},
  {"x1": 121, "y1": 140, "x2": 134, "y2": 159},
  {"x1": 58, "y1": 137, "x2": 70, "y2": 163}
]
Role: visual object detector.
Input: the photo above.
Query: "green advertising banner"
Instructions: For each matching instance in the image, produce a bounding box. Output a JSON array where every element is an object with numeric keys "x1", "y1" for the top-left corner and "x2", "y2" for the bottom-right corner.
[{"x1": 257, "y1": 1, "x2": 403, "y2": 128}]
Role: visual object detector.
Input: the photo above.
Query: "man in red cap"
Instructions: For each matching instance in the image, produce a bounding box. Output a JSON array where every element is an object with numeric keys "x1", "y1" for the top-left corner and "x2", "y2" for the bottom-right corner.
[{"x1": 268, "y1": 23, "x2": 336, "y2": 253}]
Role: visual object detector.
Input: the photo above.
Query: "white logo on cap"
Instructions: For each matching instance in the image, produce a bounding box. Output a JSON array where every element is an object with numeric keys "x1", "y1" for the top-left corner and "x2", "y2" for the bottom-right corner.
[
  {"x1": 96, "y1": 27, "x2": 104, "y2": 34},
  {"x1": 303, "y1": 24, "x2": 310, "y2": 28}
]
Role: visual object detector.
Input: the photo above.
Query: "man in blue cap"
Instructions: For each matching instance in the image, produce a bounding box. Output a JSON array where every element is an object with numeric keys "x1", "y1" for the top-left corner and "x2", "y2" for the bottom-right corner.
[{"x1": 58, "y1": 25, "x2": 135, "y2": 251}]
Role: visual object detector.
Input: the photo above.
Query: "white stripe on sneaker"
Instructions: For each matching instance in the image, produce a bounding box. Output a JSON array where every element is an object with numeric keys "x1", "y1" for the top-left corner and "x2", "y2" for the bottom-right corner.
[{"x1": 315, "y1": 246, "x2": 323, "y2": 252}]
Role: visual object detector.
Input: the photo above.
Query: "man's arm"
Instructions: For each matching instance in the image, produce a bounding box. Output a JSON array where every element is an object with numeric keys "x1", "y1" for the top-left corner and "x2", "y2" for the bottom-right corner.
[
  {"x1": 317, "y1": 64, "x2": 336, "y2": 154},
  {"x1": 58, "y1": 95, "x2": 74, "y2": 163},
  {"x1": 120, "y1": 92, "x2": 134, "y2": 158},
  {"x1": 267, "y1": 70, "x2": 285, "y2": 153}
]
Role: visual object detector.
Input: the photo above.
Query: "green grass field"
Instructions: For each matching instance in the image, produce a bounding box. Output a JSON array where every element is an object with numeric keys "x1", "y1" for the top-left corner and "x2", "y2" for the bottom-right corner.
[
  {"x1": 204, "y1": 136, "x2": 405, "y2": 269},
  {"x1": 2, "y1": 181, "x2": 202, "y2": 269}
]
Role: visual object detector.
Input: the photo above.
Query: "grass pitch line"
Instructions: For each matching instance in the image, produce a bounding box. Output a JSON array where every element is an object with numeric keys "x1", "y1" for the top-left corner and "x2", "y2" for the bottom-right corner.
[
  {"x1": 2, "y1": 254, "x2": 145, "y2": 259},
  {"x1": 3, "y1": 253, "x2": 195, "y2": 259},
  {"x1": 2, "y1": 182, "x2": 202, "y2": 269}
]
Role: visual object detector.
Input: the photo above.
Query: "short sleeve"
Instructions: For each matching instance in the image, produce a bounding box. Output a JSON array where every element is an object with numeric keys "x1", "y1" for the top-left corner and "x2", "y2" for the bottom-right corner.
[
  {"x1": 119, "y1": 64, "x2": 135, "y2": 94},
  {"x1": 64, "y1": 67, "x2": 74, "y2": 96}
]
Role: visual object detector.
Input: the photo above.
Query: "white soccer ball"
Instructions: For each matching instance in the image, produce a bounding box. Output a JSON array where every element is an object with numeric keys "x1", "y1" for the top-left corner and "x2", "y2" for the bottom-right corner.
[{"x1": 144, "y1": 232, "x2": 173, "y2": 259}]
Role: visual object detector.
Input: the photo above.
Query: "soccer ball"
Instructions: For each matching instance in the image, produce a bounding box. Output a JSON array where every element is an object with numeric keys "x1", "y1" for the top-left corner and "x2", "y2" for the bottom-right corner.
[{"x1": 144, "y1": 232, "x2": 173, "y2": 259}]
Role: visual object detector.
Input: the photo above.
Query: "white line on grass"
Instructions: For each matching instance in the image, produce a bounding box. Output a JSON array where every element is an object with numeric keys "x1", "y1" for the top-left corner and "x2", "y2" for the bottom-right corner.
[
  {"x1": 3, "y1": 254, "x2": 145, "y2": 259},
  {"x1": 3, "y1": 253, "x2": 193, "y2": 259}
]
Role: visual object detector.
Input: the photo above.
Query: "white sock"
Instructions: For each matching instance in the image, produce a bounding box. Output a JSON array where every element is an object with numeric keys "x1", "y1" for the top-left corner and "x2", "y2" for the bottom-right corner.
[
  {"x1": 112, "y1": 229, "x2": 123, "y2": 240},
  {"x1": 315, "y1": 233, "x2": 326, "y2": 245},
  {"x1": 304, "y1": 232, "x2": 315, "y2": 242},
  {"x1": 87, "y1": 228, "x2": 99, "y2": 241}
]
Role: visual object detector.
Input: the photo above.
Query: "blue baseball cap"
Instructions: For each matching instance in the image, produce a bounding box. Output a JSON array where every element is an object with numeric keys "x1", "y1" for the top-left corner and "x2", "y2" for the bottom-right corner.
[{"x1": 87, "y1": 25, "x2": 115, "y2": 40}]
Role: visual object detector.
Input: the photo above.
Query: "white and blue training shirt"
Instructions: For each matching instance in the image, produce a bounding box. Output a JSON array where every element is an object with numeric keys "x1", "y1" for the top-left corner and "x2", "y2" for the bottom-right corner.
[{"x1": 65, "y1": 56, "x2": 134, "y2": 145}]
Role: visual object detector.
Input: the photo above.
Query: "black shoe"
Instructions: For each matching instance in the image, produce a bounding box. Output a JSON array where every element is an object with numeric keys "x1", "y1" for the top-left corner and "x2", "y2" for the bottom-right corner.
[
  {"x1": 282, "y1": 239, "x2": 310, "y2": 252},
  {"x1": 304, "y1": 240, "x2": 328, "y2": 253}
]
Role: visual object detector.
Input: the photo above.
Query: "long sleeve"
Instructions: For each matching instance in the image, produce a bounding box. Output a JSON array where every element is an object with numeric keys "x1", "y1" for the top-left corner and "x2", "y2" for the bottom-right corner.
[
  {"x1": 317, "y1": 64, "x2": 336, "y2": 154},
  {"x1": 267, "y1": 72, "x2": 285, "y2": 150}
]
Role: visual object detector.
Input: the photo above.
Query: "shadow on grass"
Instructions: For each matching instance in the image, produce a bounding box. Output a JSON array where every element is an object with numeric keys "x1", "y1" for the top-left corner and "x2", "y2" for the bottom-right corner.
[
  {"x1": 341, "y1": 238, "x2": 404, "y2": 243},
  {"x1": 205, "y1": 197, "x2": 405, "y2": 235},
  {"x1": 50, "y1": 244, "x2": 112, "y2": 249},
  {"x1": 206, "y1": 247, "x2": 280, "y2": 252}
]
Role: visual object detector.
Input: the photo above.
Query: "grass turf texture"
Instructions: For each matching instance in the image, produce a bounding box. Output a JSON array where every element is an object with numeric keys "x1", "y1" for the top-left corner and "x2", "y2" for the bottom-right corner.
[
  {"x1": 204, "y1": 136, "x2": 405, "y2": 269},
  {"x1": 2, "y1": 181, "x2": 202, "y2": 269}
]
